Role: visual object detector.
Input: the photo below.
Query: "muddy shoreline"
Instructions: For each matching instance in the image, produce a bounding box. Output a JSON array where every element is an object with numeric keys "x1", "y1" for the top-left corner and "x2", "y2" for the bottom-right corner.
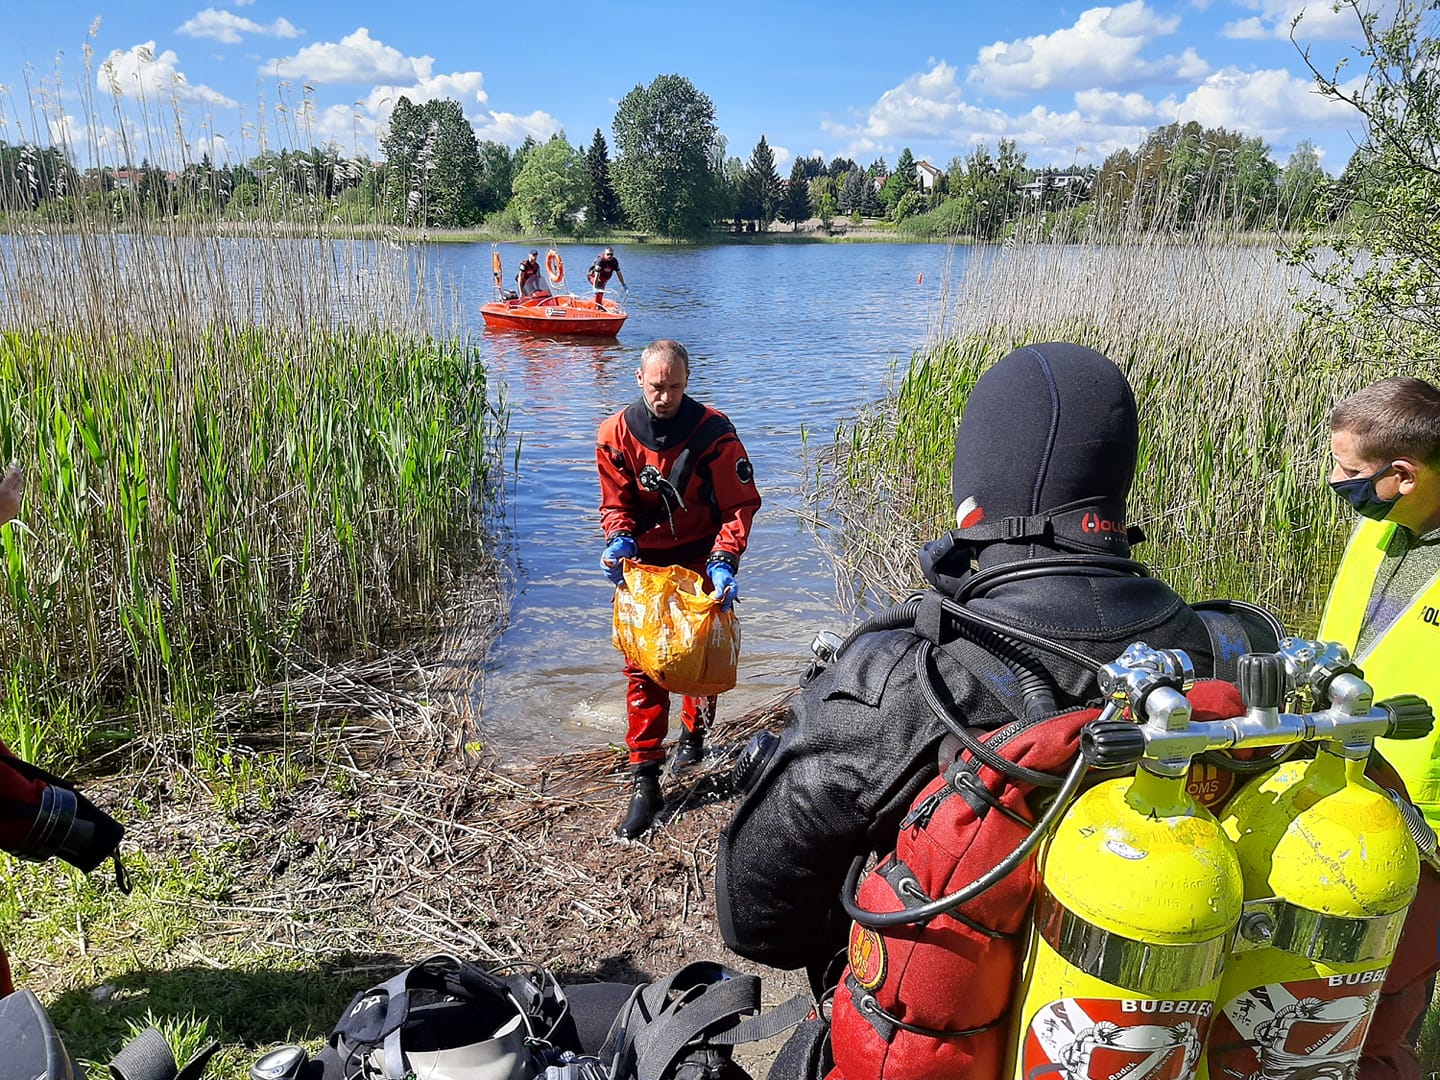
[{"x1": 24, "y1": 685, "x2": 807, "y2": 1074}]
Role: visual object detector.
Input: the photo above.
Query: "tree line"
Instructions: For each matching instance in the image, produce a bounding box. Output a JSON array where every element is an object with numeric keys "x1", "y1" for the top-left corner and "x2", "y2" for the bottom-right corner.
[
  {"x1": 0, "y1": 13, "x2": 1425, "y2": 254},
  {"x1": 0, "y1": 79, "x2": 1337, "y2": 241}
]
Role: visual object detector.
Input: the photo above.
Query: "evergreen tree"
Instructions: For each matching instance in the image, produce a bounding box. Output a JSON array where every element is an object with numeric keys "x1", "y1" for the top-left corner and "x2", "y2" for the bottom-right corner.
[
  {"x1": 839, "y1": 169, "x2": 865, "y2": 215},
  {"x1": 586, "y1": 129, "x2": 622, "y2": 228},
  {"x1": 740, "y1": 136, "x2": 783, "y2": 231},
  {"x1": 893, "y1": 148, "x2": 918, "y2": 199},
  {"x1": 781, "y1": 160, "x2": 812, "y2": 229}
]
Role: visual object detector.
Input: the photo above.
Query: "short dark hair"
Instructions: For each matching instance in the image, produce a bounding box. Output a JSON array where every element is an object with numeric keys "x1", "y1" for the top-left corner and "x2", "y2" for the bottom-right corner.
[
  {"x1": 1330, "y1": 376, "x2": 1440, "y2": 467},
  {"x1": 640, "y1": 339, "x2": 689, "y2": 374}
]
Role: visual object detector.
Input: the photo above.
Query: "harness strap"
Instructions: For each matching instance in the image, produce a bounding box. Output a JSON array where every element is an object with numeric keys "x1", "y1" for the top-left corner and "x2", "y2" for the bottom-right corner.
[
  {"x1": 604, "y1": 962, "x2": 812, "y2": 1080},
  {"x1": 1195, "y1": 607, "x2": 1253, "y2": 684},
  {"x1": 846, "y1": 976, "x2": 1001, "y2": 1043}
]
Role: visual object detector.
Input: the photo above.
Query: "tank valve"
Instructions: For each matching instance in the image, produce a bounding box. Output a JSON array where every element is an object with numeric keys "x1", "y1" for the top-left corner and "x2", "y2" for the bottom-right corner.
[{"x1": 1237, "y1": 909, "x2": 1275, "y2": 946}]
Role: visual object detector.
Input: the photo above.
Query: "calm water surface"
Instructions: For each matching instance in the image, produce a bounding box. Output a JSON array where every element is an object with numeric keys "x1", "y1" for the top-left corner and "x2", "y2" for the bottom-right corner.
[{"x1": 434, "y1": 242, "x2": 958, "y2": 757}]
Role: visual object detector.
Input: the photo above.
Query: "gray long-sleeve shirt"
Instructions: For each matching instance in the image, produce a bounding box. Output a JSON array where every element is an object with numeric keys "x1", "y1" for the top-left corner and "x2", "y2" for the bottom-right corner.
[{"x1": 1357, "y1": 522, "x2": 1440, "y2": 656}]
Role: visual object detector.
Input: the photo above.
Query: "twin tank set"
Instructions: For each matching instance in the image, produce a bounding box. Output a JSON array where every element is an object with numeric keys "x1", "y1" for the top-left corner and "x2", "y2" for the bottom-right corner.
[{"x1": 1010, "y1": 638, "x2": 1435, "y2": 1080}]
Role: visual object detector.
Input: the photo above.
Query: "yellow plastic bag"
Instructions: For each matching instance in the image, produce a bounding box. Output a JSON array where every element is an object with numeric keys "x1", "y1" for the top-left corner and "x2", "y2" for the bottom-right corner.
[{"x1": 611, "y1": 561, "x2": 740, "y2": 697}]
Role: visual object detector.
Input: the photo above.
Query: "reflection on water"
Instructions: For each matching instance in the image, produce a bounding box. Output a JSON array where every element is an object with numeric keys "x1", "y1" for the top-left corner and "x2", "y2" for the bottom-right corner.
[{"x1": 433, "y1": 242, "x2": 957, "y2": 758}]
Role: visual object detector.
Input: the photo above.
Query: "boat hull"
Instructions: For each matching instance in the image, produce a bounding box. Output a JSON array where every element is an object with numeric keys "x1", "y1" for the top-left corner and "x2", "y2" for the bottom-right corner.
[{"x1": 480, "y1": 295, "x2": 626, "y2": 337}]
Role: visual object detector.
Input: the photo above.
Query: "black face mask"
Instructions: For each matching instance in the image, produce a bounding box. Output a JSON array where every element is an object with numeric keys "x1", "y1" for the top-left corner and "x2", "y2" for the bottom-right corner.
[{"x1": 1329, "y1": 462, "x2": 1399, "y2": 521}]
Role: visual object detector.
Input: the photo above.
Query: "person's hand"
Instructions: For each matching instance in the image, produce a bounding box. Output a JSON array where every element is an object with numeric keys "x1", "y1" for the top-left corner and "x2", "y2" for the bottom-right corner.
[
  {"x1": 707, "y1": 561, "x2": 738, "y2": 611},
  {"x1": 0, "y1": 463, "x2": 23, "y2": 527},
  {"x1": 601, "y1": 535, "x2": 638, "y2": 587}
]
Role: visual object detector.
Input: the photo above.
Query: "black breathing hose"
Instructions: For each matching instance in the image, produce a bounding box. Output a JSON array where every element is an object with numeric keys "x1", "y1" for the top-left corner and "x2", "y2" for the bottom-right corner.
[{"x1": 840, "y1": 748, "x2": 1093, "y2": 928}]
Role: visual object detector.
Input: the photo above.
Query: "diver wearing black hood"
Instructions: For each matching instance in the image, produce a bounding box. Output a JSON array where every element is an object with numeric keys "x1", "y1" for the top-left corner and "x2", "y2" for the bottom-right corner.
[{"x1": 715, "y1": 343, "x2": 1282, "y2": 982}]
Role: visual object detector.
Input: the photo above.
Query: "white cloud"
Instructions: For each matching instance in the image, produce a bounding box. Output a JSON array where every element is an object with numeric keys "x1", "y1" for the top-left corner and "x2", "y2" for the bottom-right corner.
[
  {"x1": 364, "y1": 70, "x2": 488, "y2": 117},
  {"x1": 1074, "y1": 89, "x2": 1168, "y2": 123},
  {"x1": 1173, "y1": 65, "x2": 1360, "y2": 141},
  {"x1": 364, "y1": 72, "x2": 563, "y2": 147},
  {"x1": 770, "y1": 144, "x2": 793, "y2": 174},
  {"x1": 293, "y1": 102, "x2": 377, "y2": 154},
  {"x1": 266, "y1": 28, "x2": 428, "y2": 84},
  {"x1": 824, "y1": 61, "x2": 1001, "y2": 144},
  {"x1": 823, "y1": 60, "x2": 1153, "y2": 167},
  {"x1": 1223, "y1": 1, "x2": 1367, "y2": 42},
  {"x1": 1222, "y1": 17, "x2": 1271, "y2": 40},
  {"x1": 471, "y1": 110, "x2": 561, "y2": 145},
  {"x1": 99, "y1": 42, "x2": 237, "y2": 108},
  {"x1": 969, "y1": 1, "x2": 1210, "y2": 93},
  {"x1": 178, "y1": 9, "x2": 302, "y2": 45},
  {"x1": 1152, "y1": 65, "x2": 1370, "y2": 164}
]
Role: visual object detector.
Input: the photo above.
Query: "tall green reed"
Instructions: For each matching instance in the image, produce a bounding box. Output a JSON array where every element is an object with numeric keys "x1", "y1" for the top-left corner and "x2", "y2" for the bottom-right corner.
[
  {"x1": 0, "y1": 48, "x2": 500, "y2": 770},
  {"x1": 835, "y1": 223, "x2": 1438, "y2": 628}
]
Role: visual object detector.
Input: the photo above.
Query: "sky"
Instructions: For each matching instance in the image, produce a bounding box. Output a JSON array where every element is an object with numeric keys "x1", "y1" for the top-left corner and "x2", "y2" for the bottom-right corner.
[{"x1": 0, "y1": 1, "x2": 1396, "y2": 178}]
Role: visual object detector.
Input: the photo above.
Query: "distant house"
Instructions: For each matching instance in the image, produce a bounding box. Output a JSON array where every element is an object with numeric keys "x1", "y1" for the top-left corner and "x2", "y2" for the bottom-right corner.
[
  {"x1": 1021, "y1": 173, "x2": 1090, "y2": 200},
  {"x1": 106, "y1": 167, "x2": 179, "y2": 190},
  {"x1": 915, "y1": 160, "x2": 942, "y2": 191}
]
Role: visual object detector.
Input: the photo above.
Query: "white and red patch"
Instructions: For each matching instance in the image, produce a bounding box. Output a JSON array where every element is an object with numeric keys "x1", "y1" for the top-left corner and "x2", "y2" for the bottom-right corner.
[{"x1": 956, "y1": 495, "x2": 985, "y2": 530}]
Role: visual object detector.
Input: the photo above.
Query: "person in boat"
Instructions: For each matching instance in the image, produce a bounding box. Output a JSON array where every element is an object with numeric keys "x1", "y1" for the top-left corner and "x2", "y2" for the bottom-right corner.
[
  {"x1": 596, "y1": 339, "x2": 760, "y2": 839},
  {"x1": 0, "y1": 463, "x2": 126, "y2": 997},
  {"x1": 587, "y1": 247, "x2": 625, "y2": 307},
  {"x1": 716, "y1": 342, "x2": 1299, "y2": 1078},
  {"x1": 1318, "y1": 375, "x2": 1440, "y2": 1080},
  {"x1": 516, "y1": 250, "x2": 547, "y2": 298}
]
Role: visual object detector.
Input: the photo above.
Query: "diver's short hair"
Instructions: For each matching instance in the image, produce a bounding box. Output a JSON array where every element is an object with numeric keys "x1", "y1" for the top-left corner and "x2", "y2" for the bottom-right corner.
[
  {"x1": 640, "y1": 339, "x2": 690, "y2": 374},
  {"x1": 1331, "y1": 377, "x2": 1440, "y2": 467}
]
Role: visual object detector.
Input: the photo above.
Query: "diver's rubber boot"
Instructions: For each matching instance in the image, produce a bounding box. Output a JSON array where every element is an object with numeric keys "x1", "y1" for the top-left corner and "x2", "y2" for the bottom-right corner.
[
  {"x1": 618, "y1": 766, "x2": 663, "y2": 839},
  {"x1": 671, "y1": 728, "x2": 705, "y2": 769}
]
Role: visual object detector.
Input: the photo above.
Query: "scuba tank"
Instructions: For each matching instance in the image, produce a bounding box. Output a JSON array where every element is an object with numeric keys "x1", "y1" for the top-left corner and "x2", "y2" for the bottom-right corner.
[
  {"x1": 1009, "y1": 640, "x2": 1433, "y2": 1080},
  {"x1": 1202, "y1": 640, "x2": 1433, "y2": 1080},
  {"x1": 1009, "y1": 645, "x2": 1241, "y2": 1080}
]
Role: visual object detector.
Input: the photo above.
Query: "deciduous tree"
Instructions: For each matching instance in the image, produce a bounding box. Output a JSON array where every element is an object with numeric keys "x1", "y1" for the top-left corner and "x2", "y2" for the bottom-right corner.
[
  {"x1": 475, "y1": 140, "x2": 514, "y2": 216},
  {"x1": 1289, "y1": 0, "x2": 1440, "y2": 363},
  {"x1": 511, "y1": 135, "x2": 590, "y2": 234},
  {"x1": 1276, "y1": 140, "x2": 1325, "y2": 227},
  {"x1": 379, "y1": 96, "x2": 482, "y2": 227},
  {"x1": 612, "y1": 74, "x2": 724, "y2": 237}
]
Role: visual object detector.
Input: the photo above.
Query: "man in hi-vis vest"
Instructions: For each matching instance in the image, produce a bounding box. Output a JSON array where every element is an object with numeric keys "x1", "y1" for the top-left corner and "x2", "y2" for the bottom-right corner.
[{"x1": 1320, "y1": 375, "x2": 1440, "y2": 1080}]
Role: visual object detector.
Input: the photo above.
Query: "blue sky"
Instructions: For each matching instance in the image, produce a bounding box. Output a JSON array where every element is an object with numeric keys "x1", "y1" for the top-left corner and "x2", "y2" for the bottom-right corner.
[{"x1": 0, "y1": 1, "x2": 1388, "y2": 176}]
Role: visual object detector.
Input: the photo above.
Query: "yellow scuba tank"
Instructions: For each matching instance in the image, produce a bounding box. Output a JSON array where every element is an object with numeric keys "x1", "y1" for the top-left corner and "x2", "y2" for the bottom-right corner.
[
  {"x1": 1010, "y1": 646, "x2": 1243, "y2": 1080},
  {"x1": 1203, "y1": 643, "x2": 1432, "y2": 1080}
]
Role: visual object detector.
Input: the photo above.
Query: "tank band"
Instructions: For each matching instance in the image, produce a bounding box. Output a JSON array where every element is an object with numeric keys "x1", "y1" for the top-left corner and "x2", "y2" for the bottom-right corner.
[
  {"x1": 1235, "y1": 897, "x2": 1407, "y2": 964},
  {"x1": 1035, "y1": 888, "x2": 1229, "y2": 992}
]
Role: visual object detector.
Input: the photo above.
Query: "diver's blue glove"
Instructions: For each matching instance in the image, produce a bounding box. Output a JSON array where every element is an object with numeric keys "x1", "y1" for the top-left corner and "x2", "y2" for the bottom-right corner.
[
  {"x1": 707, "y1": 560, "x2": 738, "y2": 612},
  {"x1": 602, "y1": 535, "x2": 638, "y2": 587}
]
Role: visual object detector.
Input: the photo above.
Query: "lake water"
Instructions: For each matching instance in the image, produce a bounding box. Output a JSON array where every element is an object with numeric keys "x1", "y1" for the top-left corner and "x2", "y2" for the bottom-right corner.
[{"x1": 433, "y1": 242, "x2": 957, "y2": 758}]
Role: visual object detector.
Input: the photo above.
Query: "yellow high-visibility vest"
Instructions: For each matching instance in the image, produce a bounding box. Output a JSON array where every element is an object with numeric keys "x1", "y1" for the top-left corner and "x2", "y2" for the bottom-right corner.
[{"x1": 1319, "y1": 518, "x2": 1440, "y2": 827}]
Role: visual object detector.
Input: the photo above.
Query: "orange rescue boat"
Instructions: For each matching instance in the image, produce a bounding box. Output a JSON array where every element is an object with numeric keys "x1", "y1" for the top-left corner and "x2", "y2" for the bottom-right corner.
[{"x1": 480, "y1": 292, "x2": 627, "y2": 337}]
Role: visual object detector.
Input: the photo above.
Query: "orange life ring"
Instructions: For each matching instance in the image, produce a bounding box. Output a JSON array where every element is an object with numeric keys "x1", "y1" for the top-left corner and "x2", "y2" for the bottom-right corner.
[
  {"x1": 492, "y1": 251, "x2": 502, "y2": 286},
  {"x1": 545, "y1": 250, "x2": 565, "y2": 284}
]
